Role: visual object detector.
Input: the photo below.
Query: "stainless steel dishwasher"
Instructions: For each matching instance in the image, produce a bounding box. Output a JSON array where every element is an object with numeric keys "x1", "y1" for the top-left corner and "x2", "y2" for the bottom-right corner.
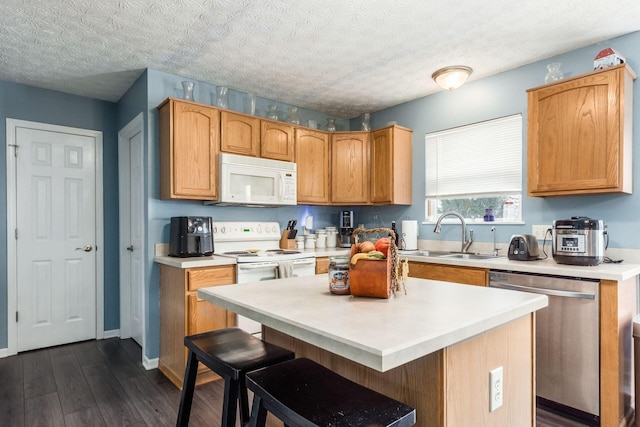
[{"x1": 489, "y1": 270, "x2": 600, "y2": 423}]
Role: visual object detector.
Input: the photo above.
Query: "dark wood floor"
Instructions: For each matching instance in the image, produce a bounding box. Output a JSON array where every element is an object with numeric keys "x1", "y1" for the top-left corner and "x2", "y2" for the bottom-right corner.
[
  {"x1": 0, "y1": 337, "x2": 599, "y2": 426},
  {"x1": 0, "y1": 338, "x2": 283, "y2": 427}
]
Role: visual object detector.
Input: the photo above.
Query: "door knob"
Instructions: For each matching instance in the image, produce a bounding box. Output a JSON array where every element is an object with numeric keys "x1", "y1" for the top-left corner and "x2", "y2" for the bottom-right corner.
[
  {"x1": 75, "y1": 245, "x2": 93, "y2": 252},
  {"x1": 126, "y1": 245, "x2": 134, "y2": 252}
]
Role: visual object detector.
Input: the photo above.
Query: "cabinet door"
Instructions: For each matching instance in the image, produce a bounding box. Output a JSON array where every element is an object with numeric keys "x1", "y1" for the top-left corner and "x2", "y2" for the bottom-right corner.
[
  {"x1": 370, "y1": 126, "x2": 413, "y2": 205},
  {"x1": 527, "y1": 64, "x2": 634, "y2": 196},
  {"x1": 159, "y1": 99, "x2": 219, "y2": 200},
  {"x1": 331, "y1": 132, "x2": 369, "y2": 203},
  {"x1": 187, "y1": 294, "x2": 235, "y2": 335},
  {"x1": 408, "y1": 262, "x2": 488, "y2": 286},
  {"x1": 296, "y1": 129, "x2": 330, "y2": 204},
  {"x1": 220, "y1": 111, "x2": 260, "y2": 157},
  {"x1": 261, "y1": 121, "x2": 294, "y2": 161}
]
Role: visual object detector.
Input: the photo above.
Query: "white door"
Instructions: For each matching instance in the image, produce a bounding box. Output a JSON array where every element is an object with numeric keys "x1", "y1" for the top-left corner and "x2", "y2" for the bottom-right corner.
[
  {"x1": 118, "y1": 114, "x2": 144, "y2": 347},
  {"x1": 13, "y1": 125, "x2": 99, "y2": 352}
]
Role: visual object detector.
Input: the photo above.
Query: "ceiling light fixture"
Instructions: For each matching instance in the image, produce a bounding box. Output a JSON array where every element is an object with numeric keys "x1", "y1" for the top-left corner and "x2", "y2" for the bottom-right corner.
[{"x1": 432, "y1": 66, "x2": 473, "y2": 91}]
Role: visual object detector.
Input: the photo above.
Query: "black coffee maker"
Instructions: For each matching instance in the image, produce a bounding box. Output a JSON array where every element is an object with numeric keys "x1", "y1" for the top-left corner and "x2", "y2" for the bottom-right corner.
[
  {"x1": 339, "y1": 210, "x2": 354, "y2": 248},
  {"x1": 169, "y1": 216, "x2": 214, "y2": 257}
]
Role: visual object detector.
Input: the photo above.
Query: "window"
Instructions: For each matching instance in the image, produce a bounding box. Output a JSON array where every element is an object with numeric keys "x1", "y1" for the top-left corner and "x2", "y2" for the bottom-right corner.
[{"x1": 425, "y1": 114, "x2": 522, "y2": 223}]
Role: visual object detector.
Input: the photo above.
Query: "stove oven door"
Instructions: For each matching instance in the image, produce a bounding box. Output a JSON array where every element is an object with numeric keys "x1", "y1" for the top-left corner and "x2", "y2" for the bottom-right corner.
[{"x1": 235, "y1": 258, "x2": 316, "y2": 335}]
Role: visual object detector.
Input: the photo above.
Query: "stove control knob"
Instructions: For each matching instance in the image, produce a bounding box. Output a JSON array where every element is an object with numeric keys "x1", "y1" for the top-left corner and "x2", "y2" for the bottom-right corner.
[
  {"x1": 220, "y1": 226, "x2": 227, "y2": 234},
  {"x1": 257, "y1": 225, "x2": 262, "y2": 233},
  {"x1": 212, "y1": 226, "x2": 218, "y2": 234},
  {"x1": 271, "y1": 225, "x2": 277, "y2": 233}
]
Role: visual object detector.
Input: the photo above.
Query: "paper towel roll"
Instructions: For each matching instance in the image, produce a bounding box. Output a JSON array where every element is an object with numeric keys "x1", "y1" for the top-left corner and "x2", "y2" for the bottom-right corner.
[{"x1": 401, "y1": 220, "x2": 418, "y2": 250}]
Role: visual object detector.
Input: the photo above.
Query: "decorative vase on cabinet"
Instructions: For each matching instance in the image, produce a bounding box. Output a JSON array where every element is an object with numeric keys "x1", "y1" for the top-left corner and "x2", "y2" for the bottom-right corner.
[
  {"x1": 544, "y1": 62, "x2": 564, "y2": 83},
  {"x1": 266, "y1": 104, "x2": 279, "y2": 120},
  {"x1": 286, "y1": 107, "x2": 300, "y2": 125},
  {"x1": 216, "y1": 86, "x2": 229, "y2": 109},
  {"x1": 326, "y1": 118, "x2": 336, "y2": 132}
]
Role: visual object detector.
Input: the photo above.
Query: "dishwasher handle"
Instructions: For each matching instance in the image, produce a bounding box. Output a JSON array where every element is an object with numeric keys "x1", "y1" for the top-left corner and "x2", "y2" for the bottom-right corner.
[{"x1": 490, "y1": 281, "x2": 595, "y2": 300}]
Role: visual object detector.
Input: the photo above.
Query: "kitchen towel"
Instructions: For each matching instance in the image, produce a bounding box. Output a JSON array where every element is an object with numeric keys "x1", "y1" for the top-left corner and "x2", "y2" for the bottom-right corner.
[
  {"x1": 277, "y1": 261, "x2": 294, "y2": 278},
  {"x1": 401, "y1": 220, "x2": 418, "y2": 250}
]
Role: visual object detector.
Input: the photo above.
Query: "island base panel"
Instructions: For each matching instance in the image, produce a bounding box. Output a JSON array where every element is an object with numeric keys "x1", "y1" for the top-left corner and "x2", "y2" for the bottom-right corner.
[{"x1": 264, "y1": 314, "x2": 534, "y2": 427}]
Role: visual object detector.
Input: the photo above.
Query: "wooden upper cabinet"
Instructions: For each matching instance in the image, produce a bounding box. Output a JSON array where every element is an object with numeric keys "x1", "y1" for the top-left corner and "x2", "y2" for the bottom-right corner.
[
  {"x1": 220, "y1": 111, "x2": 260, "y2": 157},
  {"x1": 158, "y1": 98, "x2": 219, "y2": 200},
  {"x1": 370, "y1": 125, "x2": 413, "y2": 205},
  {"x1": 527, "y1": 64, "x2": 635, "y2": 196},
  {"x1": 261, "y1": 121, "x2": 295, "y2": 161},
  {"x1": 295, "y1": 129, "x2": 330, "y2": 204},
  {"x1": 331, "y1": 132, "x2": 369, "y2": 204}
]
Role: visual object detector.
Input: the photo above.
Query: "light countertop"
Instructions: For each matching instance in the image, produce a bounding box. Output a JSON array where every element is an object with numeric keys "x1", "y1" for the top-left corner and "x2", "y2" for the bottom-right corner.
[
  {"x1": 400, "y1": 253, "x2": 640, "y2": 282},
  {"x1": 153, "y1": 242, "x2": 640, "y2": 282},
  {"x1": 198, "y1": 275, "x2": 548, "y2": 372}
]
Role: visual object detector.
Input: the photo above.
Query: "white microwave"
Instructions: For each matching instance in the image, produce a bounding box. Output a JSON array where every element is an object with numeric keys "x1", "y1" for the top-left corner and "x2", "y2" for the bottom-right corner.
[{"x1": 208, "y1": 153, "x2": 297, "y2": 206}]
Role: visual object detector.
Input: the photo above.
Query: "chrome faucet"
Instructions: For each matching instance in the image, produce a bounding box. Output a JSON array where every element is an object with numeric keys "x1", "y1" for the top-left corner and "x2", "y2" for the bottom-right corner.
[
  {"x1": 433, "y1": 211, "x2": 473, "y2": 253},
  {"x1": 491, "y1": 226, "x2": 500, "y2": 257}
]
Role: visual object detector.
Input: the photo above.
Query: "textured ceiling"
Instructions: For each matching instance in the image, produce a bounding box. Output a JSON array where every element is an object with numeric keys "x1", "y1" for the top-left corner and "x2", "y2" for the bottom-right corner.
[{"x1": 1, "y1": 0, "x2": 640, "y2": 118}]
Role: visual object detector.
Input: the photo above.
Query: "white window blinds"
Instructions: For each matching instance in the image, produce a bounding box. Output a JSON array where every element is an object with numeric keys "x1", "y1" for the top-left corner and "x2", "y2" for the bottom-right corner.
[{"x1": 425, "y1": 114, "x2": 522, "y2": 198}]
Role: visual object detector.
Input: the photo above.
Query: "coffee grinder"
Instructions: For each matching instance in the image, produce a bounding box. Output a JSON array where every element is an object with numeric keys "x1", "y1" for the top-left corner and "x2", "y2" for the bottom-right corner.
[{"x1": 339, "y1": 210, "x2": 354, "y2": 247}]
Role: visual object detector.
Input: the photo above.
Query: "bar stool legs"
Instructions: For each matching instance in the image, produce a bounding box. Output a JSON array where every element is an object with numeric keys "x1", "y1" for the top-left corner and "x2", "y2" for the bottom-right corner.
[{"x1": 175, "y1": 328, "x2": 295, "y2": 427}]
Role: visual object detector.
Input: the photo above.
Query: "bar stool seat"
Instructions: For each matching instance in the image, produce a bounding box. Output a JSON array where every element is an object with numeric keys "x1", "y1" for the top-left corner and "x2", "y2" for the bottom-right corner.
[
  {"x1": 246, "y1": 357, "x2": 416, "y2": 427},
  {"x1": 176, "y1": 327, "x2": 295, "y2": 427}
]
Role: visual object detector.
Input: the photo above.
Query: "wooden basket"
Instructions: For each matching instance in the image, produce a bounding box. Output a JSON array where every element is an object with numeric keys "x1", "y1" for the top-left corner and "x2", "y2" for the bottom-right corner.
[{"x1": 348, "y1": 227, "x2": 400, "y2": 299}]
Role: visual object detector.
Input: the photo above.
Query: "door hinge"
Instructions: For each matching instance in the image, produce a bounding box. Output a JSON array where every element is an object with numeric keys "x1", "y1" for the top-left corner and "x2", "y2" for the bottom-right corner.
[
  {"x1": 16, "y1": 311, "x2": 18, "y2": 322},
  {"x1": 8, "y1": 144, "x2": 19, "y2": 157},
  {"x1": 15, "y1": 228, "x2": 18, "y2": 239}
]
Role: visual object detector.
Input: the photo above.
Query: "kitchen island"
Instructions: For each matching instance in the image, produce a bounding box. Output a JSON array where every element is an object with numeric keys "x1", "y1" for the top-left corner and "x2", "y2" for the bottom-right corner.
[{"x1": 199, "y1": 275, "x2": 547, "y2": 426}]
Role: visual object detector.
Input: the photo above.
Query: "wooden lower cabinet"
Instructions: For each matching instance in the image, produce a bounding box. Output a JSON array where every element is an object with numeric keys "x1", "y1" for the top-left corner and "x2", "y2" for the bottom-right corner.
[
  {"x1": 408, "y1": 261, "x2": 488, "y2": 286},
  {"x1": 315, "y1": 256, "x2": 330, "y2": 274},
  {"x1": 159, "y1": 264, "x2": 236, "y2": 388}
]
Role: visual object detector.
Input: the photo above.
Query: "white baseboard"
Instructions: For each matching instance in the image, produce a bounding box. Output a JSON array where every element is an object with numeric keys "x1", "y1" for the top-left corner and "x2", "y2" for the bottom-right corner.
[
  {"x1": 0, "y1": 347, "x2": 8, "y2": 358},
  {"x1": 144, "y1": 355, "x2": 159, "y2": 370},
  {"x1": 103, "y1": 329, "x2": 120, "y2": 339}
]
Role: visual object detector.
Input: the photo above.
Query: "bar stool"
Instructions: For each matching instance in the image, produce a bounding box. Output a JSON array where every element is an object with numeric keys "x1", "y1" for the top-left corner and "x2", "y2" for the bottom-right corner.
[
  {"x1": 176, "y1": 327, "x2": 295, "y2": 427},
  {"x1": 245, "y1": 357, "x2": 416, "y2": 427}
]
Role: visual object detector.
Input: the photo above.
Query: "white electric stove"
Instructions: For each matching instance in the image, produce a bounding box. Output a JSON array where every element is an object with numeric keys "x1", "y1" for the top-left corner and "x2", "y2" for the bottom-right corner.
[{"x1": 212, "y1": 221, "x2": 316, "y2": 335}]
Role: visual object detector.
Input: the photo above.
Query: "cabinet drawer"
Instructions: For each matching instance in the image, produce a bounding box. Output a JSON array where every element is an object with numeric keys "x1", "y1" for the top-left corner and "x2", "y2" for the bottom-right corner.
[
  {"x1": 187, "y1": 266, "x2": 236, "y2": 291},
  {"x1": 408, "y1": 262, "x2": 488, "y2": 286}
]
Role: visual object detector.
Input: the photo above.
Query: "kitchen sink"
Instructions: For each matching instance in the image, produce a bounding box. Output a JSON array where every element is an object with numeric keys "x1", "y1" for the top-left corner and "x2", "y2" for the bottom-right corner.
[
  {"x1": 439, "y1": 253, "x2": 502, "y2": 260},
  {"x1": 398, "y1": 250, "x2": 503, "y2": 260}
]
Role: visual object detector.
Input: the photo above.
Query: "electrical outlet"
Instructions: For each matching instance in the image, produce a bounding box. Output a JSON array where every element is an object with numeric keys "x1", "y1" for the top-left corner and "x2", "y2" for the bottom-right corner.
[
  {"x1": 532, "y1": 224, "x2": 551, "y2": 241},
  {"x1": 490, "y1": 366, "x2": 503, "y2": 412}
]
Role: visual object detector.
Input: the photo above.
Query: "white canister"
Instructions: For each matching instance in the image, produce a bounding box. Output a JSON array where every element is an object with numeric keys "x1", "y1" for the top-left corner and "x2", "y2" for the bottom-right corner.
[
  {"x1": 305, "y1": 234, "x2": 316, "y2": 249},
  {"x1": 326, "y1": 227, "x2": 337, "y2": 248},
  {"x1": 316, "y1": 229, "x2": 327, "y2": 248},
  {"x1": 296, "y1": 236, "x2": 305, "y2": 250}
]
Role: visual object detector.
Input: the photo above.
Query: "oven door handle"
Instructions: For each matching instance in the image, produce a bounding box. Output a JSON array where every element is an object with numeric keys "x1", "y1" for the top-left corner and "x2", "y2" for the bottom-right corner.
[
  {"x1": 291, "y1": 258, "x2": 316, "y2": 266},
  {"x1": 490, "y1": 282, "x2": 595, "y2": 300},
  {"x1": 237, "y1": 262, "x2": 279, "y2": 270}
]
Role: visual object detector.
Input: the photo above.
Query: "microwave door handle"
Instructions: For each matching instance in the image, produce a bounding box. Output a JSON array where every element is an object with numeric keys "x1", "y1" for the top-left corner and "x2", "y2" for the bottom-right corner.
[
  {"x1": 279, "y1": 173, "x2": 284, "y2": 199},
  {"x1": 490, "y1": 282, "x2": 595, "y2": 300}
]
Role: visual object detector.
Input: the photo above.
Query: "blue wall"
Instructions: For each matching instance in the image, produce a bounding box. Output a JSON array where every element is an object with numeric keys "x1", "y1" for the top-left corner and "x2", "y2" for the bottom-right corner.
[
  {"x1": 0, "y1": 81, "x2": 119, "y2": 347},
  {"x1": 356, "y1": 31, "x2": 640, "y2": 250}
]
